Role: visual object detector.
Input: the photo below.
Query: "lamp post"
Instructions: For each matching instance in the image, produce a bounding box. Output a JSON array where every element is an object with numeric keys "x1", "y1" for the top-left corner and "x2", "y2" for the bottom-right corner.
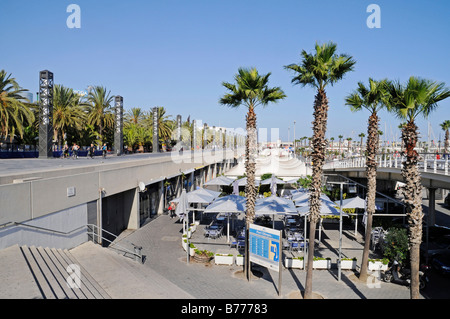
[
  {"x1": 38, "y1": 70, "x2": 54, "y2": 158},
  {"x1": 326, "y1": 180, "x2": 345, "y2": 281},
  {"x1": 294, "y1": 121, "x2": 296, "y2": 156}
]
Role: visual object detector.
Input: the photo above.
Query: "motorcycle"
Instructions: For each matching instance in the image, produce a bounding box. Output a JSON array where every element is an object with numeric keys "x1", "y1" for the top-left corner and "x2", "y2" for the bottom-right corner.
[{"x1": 381, "y1": 260, "x2": 429, "y2": 290}]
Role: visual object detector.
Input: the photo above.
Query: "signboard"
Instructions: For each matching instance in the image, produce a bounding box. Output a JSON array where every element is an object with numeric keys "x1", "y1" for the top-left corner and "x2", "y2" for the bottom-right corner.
[{"x1": 249, "y1": 224, "x2": 281, "y2": 272}]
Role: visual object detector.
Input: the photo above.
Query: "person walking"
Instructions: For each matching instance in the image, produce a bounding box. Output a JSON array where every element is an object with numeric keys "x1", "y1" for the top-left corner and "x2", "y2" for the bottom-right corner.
[
  {"x1": 72, "y1": 143, "x2": 79, "y2": 159},
  {"x1": 89, "y1": 143, "x2": 95, "y2": 159},
  {"x1": 102, "y1": 143, "x2": 107, "y2": 159}
]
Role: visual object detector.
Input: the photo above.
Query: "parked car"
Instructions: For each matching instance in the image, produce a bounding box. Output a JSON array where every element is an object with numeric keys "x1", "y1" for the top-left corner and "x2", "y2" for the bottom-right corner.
[
  {"x1": 432, "y1": 252, "x2": 450, "y2": 276},
  {"x1": 445, "y1": 193, "x2": 450, "y2": 207}
]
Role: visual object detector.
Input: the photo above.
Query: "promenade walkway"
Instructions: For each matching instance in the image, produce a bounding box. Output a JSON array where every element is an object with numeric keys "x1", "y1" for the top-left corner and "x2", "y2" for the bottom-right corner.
[{"x1": 113, "y1": 213, "x2": 413, "y2": 299}]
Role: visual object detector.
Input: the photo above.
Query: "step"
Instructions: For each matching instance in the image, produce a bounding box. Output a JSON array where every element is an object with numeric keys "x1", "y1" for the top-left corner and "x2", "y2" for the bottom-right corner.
[
  {"x1": 20, "y1": 246, "x2": 57, "y2": 299},
  {"x1": 29, "y1": 246, "x2": 69, "y2": 299},
  {"x1": 0, "y1": 245, "x2": 41, "y2": 299},
  {"x1": 18, "y1": 245, "x2": 110, "y2": 299},
  {"x1": 55, "y1": 248, "x2": 110, "y2": 299},
  {"x1": 40, "y1": 247, "x2": 84, "y2": 299}
]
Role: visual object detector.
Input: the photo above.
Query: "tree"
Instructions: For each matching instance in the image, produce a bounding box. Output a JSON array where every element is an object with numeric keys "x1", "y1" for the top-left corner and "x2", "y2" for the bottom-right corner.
[
  {"x1": 338, "y1": 134, "x2": 343, "y2": 154},
  {"x1": 0, "y1": 70, "x2": 34, "y2": 142},
  {"x1": 285, "y1": 42, "x2": 355, "y2": 298},
  {"x1": 145, "y1": 106, "x2": 174, "y2": 147},
  {"x1": 220, "y1": 67, "x2": 286, "y2": 280},
  {"x1": 440, "y1": 120, "x2": 450, "y2": 154},
  {"x1": 346, "y1": 137, "x2": 352, "y2": 153},
  {"x1": 125, "y1": 107, "x2": 147, "y2": 126},
  {"x1": 86, "y1": 86, "x2": 114, "y2": 144},
  {"x1": 53, "y1": 85, "x2": 86, "y2": 146},
  {"x1": 358, "y1": 133, "x2": 365, "y2": 155},
  {"x1": 345, "y1": 78, "x2": 388, "y2": 282},
  {"x1": 386, "y1": 76, "x2": 450, "y2": 298}
]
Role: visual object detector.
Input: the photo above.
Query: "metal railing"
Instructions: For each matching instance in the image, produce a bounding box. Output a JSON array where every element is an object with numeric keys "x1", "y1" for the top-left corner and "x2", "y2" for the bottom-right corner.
[
  {"x1": 86, "y1": 224, "x2": 143, "y2": 263},
  {"x1": 323, "y1": 153, "x2": 449, "y2": 175},
  {"x1": 0, "y1": 221, "x2": 143, "y2": 263}
]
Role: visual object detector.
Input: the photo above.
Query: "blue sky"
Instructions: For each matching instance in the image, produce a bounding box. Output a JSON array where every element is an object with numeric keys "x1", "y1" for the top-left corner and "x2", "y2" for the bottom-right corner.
[{"x1": 1, "y1": 0, "x2": 449, "y2": 143}]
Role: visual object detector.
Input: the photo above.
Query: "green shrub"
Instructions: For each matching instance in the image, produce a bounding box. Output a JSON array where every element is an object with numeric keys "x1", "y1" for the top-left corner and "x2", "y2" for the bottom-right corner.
[{"x1": 381, "y1": 227, "x2": 409, "y2": 263}]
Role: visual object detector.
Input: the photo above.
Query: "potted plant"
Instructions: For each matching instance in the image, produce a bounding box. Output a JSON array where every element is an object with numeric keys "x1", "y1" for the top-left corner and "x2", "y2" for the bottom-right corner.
[
  {"x1": 193, "y1": 249, "x2": 214, "y2": 263},
  {"x1": 189, "y1": 243, "x2": 196, "y2": 257},
  {"x1": 182, "y1": 236, "x2": 188, "y2": 251},
  {"x1": 340, "y1": 257, "x2": 357, "y2": 270},
  {"x1": 284, "y1": 256, "x2": 304, "y2": 269},
  {"x1": 215, "y1": 253, "x2": 234, "y2": 265},
  {"x1": 368, "y1": 258, "x2": 389, "y2": 271},
  {"x1": 236, "y1": 254, "x2": 244, "y2": 266},
  {"x1": 312, "y1": 257, "x2": 331, "y2": 269}
]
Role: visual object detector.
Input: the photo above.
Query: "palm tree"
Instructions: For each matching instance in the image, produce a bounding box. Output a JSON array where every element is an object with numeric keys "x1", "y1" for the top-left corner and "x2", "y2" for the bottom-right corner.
[
  {"x1": 125, "y1": 107, "x2": 147, "y2": 126},
  {"x1": 386, "y1": 76, "x2": 450, "y2": 299},
  {"x1": 0, "y1": 70, "x2": 35, "y2": 142},
  {"x1": 86, "y1": 86, "x2": 114, "y2": 144},
  {"x1": 346, "y1": 137, "x2": 352, "y2": 153},
  {"x1": 330, "y1": 137, "x2": 335, "y2": 153},
  {"x1": 358, "y1": 133, "x2": 366, "y2": 155},
  {"x1": 345, "y1": 78, "x2": 388, "y2": 282},
  {"x1": 338, "y1": 134, "x2": 343, "y2": 155},
  {"x1": 439, "y1": 120, "x2": 450, "y2": 154},
  {"x1": 285, "y1": 42, "x2": 355, "y2": 299},
  {"x1": 145, "y1": 106, "x2": 174, "y2": 148},
  {"x1": 53, "y1": 85, "x2": 86, "y2": 146},
  {"x1": 220, "y1": 67, "x2": 286, "y2": 280}
]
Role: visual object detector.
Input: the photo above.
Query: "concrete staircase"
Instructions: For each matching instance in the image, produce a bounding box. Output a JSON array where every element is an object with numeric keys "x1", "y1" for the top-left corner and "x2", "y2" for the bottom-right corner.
[{"x1": 0, "y1": 244, "x2": 110, "y2": 299}]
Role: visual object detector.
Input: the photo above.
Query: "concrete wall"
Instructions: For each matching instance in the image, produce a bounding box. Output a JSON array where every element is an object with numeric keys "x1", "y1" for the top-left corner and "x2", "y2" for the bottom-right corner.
[
  {"x1": 0, "y1": 203, "x2": 89, "y2": 250},
  {"x1": 0, "y1": 149, "x2": 242, "y2": 249}
]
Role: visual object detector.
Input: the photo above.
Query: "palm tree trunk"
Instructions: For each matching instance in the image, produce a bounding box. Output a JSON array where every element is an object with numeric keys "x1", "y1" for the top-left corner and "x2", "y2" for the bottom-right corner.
[
  {"x1": 359, "y1": 112, "x2": 379, "y2": 282},
  {"x1": 445, "y1": 129, "x2": 449, "y2": 154},
  {"x1": 402, "y1": 121, "x2": 423, "y2": 299},
  {"x1": 244, "y1": 106, "x2": 257, "y2": 280},
  {"x1": 304, "y1": 88, "x2": 329, "y2": 299}
]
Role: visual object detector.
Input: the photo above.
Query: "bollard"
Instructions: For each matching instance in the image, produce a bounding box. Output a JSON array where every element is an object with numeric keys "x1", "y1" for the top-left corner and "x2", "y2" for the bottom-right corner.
[{"x1": 134, "y1": 246, "x2": 142, "y2": 263}]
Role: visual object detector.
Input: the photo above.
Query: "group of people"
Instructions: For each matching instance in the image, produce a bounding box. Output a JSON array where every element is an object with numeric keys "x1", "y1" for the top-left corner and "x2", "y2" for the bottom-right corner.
[{"x1": 60, "y1": 143, "x2": 108, "y2": 159}]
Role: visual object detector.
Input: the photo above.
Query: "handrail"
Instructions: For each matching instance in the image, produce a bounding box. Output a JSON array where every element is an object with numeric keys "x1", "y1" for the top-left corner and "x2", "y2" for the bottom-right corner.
[
  {"x1": 86, "y1": 224, "x2": 143, "y2": 263},
  {"x1": 0, "y1": 221, "x2": 143, "y2": 263}
]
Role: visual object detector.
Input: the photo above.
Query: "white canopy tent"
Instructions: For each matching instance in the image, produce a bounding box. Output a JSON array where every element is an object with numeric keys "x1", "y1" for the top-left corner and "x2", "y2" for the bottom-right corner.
[
  {"x1": 203, "y1": 195, "x2": 246, "y2": 242},
  {"x1": 335, "y1": 196, "x2": 366, "y2": 235},
  {"x1": 235, "y1": 177, "x2": 261, "y2": 186},
  {"x1": 174, "y1": 189, "x2": 190, "y2": 233},
  {"x1": 297, "y1": 200, "x2": 349, "y2": 244},
  {"x1": 254, "y1": 195, "x2": 297, "y2": 228},
  {"x1": 204, "y1": 175, "x2": 235, "y2": 186},
  {"x1": 260, "y1": 176, "x2": 285, "y2": 195}
]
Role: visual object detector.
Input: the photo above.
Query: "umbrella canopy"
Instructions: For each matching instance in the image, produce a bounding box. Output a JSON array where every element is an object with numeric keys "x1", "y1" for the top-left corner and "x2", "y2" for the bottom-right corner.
[
  {"x1": 260, "y1": 176, "x2": 285, "y2": 185},
  {"x1": 235, "y1": 177, "x2": 261, "y2": 186},
  {"x1": 232, "y1": 179, "x2": 239, "y2": 195},
  {"x1": 204, "y1": 176, "x2": 235, "y2": 186},
  {"x1": 294, "y1": 194, "x2": 335, "y2": 207},
  {"x1": 254, "y1": 196, "x2": 297, "y2": 216},
  {"x1": 174, "y1": 189, "x2": 189, "y2": 217},
  {"x1": 192, "y1": 187, "x2": 221, "y2": 200},
  {"x1": 335, "y1": 196, "x2": 366, "y2": 209},
  {"x1": 203, "y1": 194, "x2": 246, "y2": 213},
  {"x1": 292, "y1": 191, "x2": 334, "y2": 206},
  {"x1": 171, "y1": 188, "x2": 220, "y2": 204},
  {"x1": 297, "y1": 201, "x2": 348, "y2": 217}
]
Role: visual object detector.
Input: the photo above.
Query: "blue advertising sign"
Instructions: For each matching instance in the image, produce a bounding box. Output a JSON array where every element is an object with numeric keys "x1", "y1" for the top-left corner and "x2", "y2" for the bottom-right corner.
[{"x1": 249, "y1": 224, "x2": 282, "y2": 272}]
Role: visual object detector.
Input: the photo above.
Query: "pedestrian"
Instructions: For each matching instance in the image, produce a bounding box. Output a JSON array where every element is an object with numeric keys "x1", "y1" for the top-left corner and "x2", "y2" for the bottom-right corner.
[
  {"x1": 168, "y1": 202, "x2": 176, "y2": 219},
  {"x1": 89, "y1": 143, "x2": 95, "y2": 159},
  {"x1": 102, "y1": 143, "x2": 107, "y2": 158},
  {"x1": 72, "y1": 143, "x2": 79, "y2": 159},
  {"x1": 63, "y1": 144, "x2": 69, "y2": 158}
]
